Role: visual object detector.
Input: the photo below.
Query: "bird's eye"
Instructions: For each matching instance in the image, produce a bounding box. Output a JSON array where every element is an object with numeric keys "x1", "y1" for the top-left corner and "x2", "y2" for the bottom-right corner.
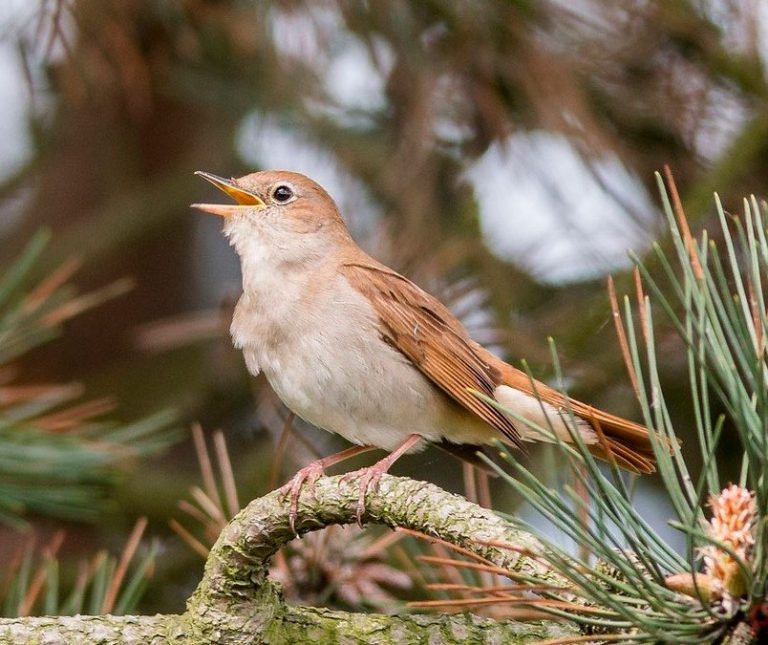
[{"x1": 272, "y1": 185, "x2": 294, "y2": 203}]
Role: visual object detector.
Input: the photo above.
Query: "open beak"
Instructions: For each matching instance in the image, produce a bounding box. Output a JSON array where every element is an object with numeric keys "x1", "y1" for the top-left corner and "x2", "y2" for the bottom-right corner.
[{"x1": 191, "y1": 171, "x2": 266, "y2": 218}]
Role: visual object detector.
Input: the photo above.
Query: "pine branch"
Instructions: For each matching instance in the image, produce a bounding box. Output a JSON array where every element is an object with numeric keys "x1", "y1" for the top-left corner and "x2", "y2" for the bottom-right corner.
[
  {"x1": 0, "y1": 232, "x2": 179, "y2": 525},
  {"x1": 1, "y1": 519, "x2": 156, "y2": 619},
  {"x1": 0, "y1": 475, "x2": 579, "y2": 644}
]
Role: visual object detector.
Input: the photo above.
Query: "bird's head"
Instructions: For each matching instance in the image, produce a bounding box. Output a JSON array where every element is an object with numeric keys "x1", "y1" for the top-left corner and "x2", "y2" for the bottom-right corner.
[{"x1": 192, "y1": 170, "x2": 350, "y2": 265}]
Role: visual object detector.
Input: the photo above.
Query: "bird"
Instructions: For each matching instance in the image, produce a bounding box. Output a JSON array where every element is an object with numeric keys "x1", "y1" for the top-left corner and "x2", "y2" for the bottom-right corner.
[{"x1": 192, "y1": 170, "x2": 656, "y2": 527}]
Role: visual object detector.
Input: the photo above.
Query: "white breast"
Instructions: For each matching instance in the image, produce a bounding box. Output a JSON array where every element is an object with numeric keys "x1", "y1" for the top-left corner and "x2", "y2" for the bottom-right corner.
[{"x1": 231, "y1": 266, "x2": 492, "y2": 452}]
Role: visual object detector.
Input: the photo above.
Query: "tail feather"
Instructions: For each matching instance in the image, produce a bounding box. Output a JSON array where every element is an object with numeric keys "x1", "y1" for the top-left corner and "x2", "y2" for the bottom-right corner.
[
  {"x1": 587, "y1": 436, "x2": 656, "y2": 474},
  {"x1": 475, "y1": 344, "x2": 660, "y2": 475}
]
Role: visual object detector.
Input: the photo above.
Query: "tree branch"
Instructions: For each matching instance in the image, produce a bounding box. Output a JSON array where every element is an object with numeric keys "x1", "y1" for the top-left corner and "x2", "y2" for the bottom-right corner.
[{"x1": 0, "y1": 475, "x2": 581, "y2": 644}]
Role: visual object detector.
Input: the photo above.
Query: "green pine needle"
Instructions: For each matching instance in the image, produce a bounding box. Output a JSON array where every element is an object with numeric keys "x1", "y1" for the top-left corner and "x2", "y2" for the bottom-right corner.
[
  {"x1": 0, "y1": 234, "x2": 180, "y2": 526},
  {"x1": 474, "y1": 181, "x2": 768, "y2": 642}
]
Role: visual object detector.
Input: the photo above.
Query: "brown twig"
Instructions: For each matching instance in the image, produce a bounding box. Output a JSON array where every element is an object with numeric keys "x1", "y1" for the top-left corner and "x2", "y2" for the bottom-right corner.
[
  {"x1": 415, "y1": 555, "x2": 513, "y2": 577},
  {"x1": 395, "y1": 526, "x2": 496, "y2": 565},
  {"x1": 101, "y1": 517, "x2": 148, "y2": 613},
  {"x1": 169, "y1": 519, "x2": 210, "y2": 559},
  {"x1": 190, "y1": 487, "x2": 227, "y2": 526},
  {"x1": 663, "y1": 165, "x2": 703, "y2": 280},
  {"x1": 213, "y1": 431, "x2": 240, "y2": 518},
  {"x1": 537, "y1": 634, "x2": 631, "y2": 645},
  {"x1": 191, "y1": 424, "x2": 222, "y2": 516},
  {"x1": 18, "y1": 531, "x2": 66, "y2": 617},
  {"x1": 608, "y1": 275, "x2": 641, "y2": 398}
]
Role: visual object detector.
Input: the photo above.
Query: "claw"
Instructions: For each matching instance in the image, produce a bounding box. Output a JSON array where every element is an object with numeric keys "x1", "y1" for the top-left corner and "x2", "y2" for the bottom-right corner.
[
  {"x1": 339, "y1": 434, "x2": 423, "y2": 527},
  {"x1": 278, "y1": 445, "x2": 377, "y2": 535},
  {"x1": 279, "y1": 437, "x2": 420, "y2": 533},
  {"x1": 340, "y1": 463, "x2": 388, "y2": 527},
  {"x1": 356, "y1": 468, "x2": 384, "y2": 526},
  {"x1": 280, "y1": 461, "x2": 325, "y2": 534}
]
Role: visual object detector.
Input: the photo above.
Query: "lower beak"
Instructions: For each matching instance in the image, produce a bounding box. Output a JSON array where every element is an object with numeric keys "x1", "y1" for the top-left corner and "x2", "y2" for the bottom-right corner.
[{"x1": 191, "y1": 171, "x2": 266, "y2": 218}]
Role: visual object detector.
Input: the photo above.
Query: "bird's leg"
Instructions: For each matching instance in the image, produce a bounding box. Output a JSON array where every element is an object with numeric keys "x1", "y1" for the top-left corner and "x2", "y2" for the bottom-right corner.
[
  {"x1": 282, "y1": 444, "x2": 375, "y2": 533},
  {"x1": 341, "y1": 433, "x2": 423, "y2": 526}
]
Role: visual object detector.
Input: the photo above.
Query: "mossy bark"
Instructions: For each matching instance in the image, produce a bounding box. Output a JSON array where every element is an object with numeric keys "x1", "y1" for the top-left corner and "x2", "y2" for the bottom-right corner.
[{"x1": 0, "y1": 475, "x2": 581, "y2": 644}]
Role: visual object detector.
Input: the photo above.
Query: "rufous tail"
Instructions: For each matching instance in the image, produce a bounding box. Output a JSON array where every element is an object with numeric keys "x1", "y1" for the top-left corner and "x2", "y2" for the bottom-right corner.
[{"x1": 479, "y1": 347, "x2": 658, "y2": 474}]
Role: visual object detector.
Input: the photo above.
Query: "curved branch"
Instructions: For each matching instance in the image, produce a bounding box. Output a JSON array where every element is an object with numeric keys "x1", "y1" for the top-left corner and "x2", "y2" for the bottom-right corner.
[
  {"x1": 0, "y1": 475, "x2": 580, "y2": 644},
  {"x1": 188, "y1": 473, "x2": 575, "y2": 642}
]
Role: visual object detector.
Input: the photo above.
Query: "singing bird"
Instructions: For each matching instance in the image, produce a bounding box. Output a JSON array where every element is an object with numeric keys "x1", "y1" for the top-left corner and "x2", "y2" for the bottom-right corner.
[{"x1": 193, "y1": 170, "x2": 655, "y2": 525}]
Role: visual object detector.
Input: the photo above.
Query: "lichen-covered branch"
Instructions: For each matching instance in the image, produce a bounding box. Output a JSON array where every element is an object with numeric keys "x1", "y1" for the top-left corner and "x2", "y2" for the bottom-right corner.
[{"x1": 0, "y1": 475, "x2": 581, "y2": 644}]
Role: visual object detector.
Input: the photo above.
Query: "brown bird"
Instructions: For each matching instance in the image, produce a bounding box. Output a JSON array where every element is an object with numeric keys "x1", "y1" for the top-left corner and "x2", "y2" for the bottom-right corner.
[{"x1": 193, "y1": 170, "x2": 655, "y2": 526}]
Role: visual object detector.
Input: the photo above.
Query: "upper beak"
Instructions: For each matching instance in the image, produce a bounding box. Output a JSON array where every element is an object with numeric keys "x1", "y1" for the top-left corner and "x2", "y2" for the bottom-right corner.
[{"x1": 191, "y1": 171, "x2": 266, "y2": 218}]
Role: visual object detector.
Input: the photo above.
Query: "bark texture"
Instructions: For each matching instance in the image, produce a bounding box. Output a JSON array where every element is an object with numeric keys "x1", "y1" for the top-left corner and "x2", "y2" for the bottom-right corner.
[{"x1": 0, "y1": 475, "x2": 581, "y2": 644}]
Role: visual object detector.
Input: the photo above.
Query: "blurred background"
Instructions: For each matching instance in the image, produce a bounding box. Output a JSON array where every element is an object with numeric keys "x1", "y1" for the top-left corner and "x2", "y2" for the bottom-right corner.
[{"x1": 0, "y1": 0, "x2": 766, "y2": 617}]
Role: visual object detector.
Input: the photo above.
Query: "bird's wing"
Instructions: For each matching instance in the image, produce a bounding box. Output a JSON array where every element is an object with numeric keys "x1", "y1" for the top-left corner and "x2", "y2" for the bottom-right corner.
[
  {"x1": 341, "y1": 259, "x2": 657, "y2": 474},
  {"x1": 341, "y1": 261, "x2": 523, "y2": 448}
]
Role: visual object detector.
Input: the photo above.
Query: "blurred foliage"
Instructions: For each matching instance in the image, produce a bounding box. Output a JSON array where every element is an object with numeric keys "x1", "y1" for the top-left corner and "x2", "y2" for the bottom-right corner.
[
  {"x1": 173, "y1": 425, "x2": 413, "y2": 612},
  {"x1": 415, "y1": 186, "x2": 768, "y2": 643},
  {"x1": 411, "y1": 185, "x2": 768, "y2": 641},
  {"x1": 0, "y1": 0, "x2": 766, "y2": 616},
  {"x1": 1, "y1": 519, "x2": 156, "y2": 618},
  {"x1": 0, "y1": 231, "x2": 178, "y2": 528}
]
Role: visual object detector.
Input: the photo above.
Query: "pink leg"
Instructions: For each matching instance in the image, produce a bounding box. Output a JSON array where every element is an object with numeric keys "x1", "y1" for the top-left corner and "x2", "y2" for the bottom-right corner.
[
  {"x1": 281, "y1": 444, "x2": 375, "y2": 533},
  {"x1": 340, "y1": 434, "x2": 423, "y2": 525}
]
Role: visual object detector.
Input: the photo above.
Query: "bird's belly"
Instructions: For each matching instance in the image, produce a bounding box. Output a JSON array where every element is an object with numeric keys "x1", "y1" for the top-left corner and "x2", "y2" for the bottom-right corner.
[
  {"x1": 253, "y1": 331, "x2": 492, "y2": 453},
  {"x1": 234, "y1": 272, "x2": 495, "y2": 452}
]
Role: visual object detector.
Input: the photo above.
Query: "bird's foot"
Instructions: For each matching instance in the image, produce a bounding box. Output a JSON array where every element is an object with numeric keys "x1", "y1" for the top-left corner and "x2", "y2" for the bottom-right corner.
[
  {"x1": 340, "y1": 460, "x2": 392, "y2": 527},
  {"x1": 279, "y1": 445, "x2": 376, "y2": 534},
  {"x1": 280, "y1": 461, "x2": 325, "y2": 534},
  {"x1": 340, "y1": 434, "x2": 423, "y2": 526}
]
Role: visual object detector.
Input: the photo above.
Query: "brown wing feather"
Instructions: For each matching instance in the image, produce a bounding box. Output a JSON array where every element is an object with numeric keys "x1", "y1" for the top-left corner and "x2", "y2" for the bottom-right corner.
[
  {"x1": 342, "y1": 258, "x2": 657, "y2": 474},
  {"x1": 341, "y1": 261, "x2": 523, "y2": 449}
]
